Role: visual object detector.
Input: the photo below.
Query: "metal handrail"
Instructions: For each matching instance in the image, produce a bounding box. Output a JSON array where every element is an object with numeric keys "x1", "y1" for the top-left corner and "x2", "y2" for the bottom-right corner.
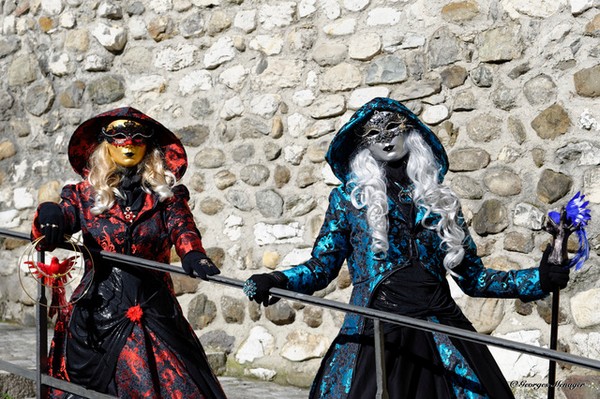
[{"x1": 1, "y1": 227, "x2": 600, "y2": 398}]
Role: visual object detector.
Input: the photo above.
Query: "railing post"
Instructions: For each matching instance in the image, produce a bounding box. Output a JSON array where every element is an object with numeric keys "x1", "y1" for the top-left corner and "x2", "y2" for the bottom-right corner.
[
  {"x1": 36, "y1": 250, "x2": 49, "y2": 398},
  {"x1": 547, "y1": 290, "x2": 560, "y2": 399},
  {"x1": 373, "y1": 319, "x2": 389, "y2": 399}
]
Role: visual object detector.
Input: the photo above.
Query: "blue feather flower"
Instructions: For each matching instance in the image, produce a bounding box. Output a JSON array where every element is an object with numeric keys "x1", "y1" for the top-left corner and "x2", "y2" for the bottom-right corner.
[{"x1": 548, "y1": 192, "x2": 591, "y2": 270}]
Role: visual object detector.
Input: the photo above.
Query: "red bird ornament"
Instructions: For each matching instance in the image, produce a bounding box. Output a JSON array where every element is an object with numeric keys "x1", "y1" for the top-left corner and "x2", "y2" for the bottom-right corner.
[
  {"x1": 24, "y1": 256, "x2": 77, "y2": 317},
  {"x1": 25, "y1": 256, "x2": 76, "y2": 281}
]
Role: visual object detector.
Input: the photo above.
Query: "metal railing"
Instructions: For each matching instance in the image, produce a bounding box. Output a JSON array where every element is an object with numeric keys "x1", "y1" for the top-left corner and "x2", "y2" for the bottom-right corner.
[{"x1": 1, "y1": 227, "x2": 600, "y2": 399}]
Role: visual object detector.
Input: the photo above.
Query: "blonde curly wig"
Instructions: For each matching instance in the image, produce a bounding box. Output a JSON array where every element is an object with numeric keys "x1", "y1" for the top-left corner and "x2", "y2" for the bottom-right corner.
[{"x1": 87, "y1": 142, "x2": 176, "y2": 215}]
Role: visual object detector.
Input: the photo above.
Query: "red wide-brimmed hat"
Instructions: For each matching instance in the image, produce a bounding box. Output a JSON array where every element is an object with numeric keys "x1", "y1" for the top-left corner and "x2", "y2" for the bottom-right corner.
[{"x1": 68, "y1": 107, "x2": 187, "y2": 180}]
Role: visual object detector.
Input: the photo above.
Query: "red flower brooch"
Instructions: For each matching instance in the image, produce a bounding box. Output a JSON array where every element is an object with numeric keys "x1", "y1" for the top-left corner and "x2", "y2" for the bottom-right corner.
[{"x1": 126, "y1": 304, "x2": 143, "y2": 323}]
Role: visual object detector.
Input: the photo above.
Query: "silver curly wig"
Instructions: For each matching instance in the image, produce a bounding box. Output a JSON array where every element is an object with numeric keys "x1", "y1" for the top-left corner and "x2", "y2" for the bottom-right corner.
[{"x1": 349, "y1": 130, "x2": 465, "y2": 271}]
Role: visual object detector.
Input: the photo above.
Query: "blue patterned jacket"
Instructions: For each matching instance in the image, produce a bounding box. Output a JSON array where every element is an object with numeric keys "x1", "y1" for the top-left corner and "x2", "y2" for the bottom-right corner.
[{"x1": 279, "y1": 98, "x2": 548, "y2": 399}]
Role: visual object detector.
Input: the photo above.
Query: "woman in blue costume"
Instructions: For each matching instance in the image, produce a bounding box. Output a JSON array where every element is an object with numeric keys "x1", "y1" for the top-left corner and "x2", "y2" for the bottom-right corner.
[{"x1": 243, "y1": 98, "x2": 569, "y2": 399}]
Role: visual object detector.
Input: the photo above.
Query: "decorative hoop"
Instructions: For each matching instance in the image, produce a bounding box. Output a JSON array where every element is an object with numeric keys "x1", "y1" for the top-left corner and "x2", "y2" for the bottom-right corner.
[{"x1": 18, "y1": 234, "x2": 94, "y2": 311}]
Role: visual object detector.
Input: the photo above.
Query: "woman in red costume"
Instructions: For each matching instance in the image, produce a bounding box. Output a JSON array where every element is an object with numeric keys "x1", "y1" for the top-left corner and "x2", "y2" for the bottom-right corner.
[{"x1": 31, "y1": 107, "x2": 226, "y2": 399}]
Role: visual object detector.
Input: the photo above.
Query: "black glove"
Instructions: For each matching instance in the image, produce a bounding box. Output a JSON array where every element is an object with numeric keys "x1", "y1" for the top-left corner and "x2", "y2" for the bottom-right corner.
[
  {"x1": 182, "y1": 251, "x2": 220, "y2": 281},
  {"x1": 243, "y1": 272, "x2": 288, "y2": 307},
  {"x1": 539, "y1": 244, "x2": 570, "y2": 293},
  {"x1": 36, "y1": 202, "x2": 65, "y2": 247}
]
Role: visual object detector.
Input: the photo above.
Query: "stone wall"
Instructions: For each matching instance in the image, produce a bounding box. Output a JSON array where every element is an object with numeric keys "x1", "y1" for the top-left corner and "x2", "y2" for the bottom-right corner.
[{"x1": 1, "y1": 0, "x2": 600, "y2": 396}]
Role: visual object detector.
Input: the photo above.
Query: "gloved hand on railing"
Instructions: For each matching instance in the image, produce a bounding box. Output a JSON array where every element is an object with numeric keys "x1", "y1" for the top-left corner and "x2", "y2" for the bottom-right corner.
[
  {"x1": 182, "y1": 251, "x2": 220, "y2": 281},
  {"x1": 243, "y1": 271, "x2": 288, "y2": 306},
  {"x1": 36, "y1": 202, "x2": 66, "y2": 247},
  {"x1": 539, "y1": 244, "x2": 570, "y2": 293}
]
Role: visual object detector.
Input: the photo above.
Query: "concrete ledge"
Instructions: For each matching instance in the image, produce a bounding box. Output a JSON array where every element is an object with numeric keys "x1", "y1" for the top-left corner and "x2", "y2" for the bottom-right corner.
[{"x1": 0, "y1": 372, "x2": 35, "y2": 398}]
